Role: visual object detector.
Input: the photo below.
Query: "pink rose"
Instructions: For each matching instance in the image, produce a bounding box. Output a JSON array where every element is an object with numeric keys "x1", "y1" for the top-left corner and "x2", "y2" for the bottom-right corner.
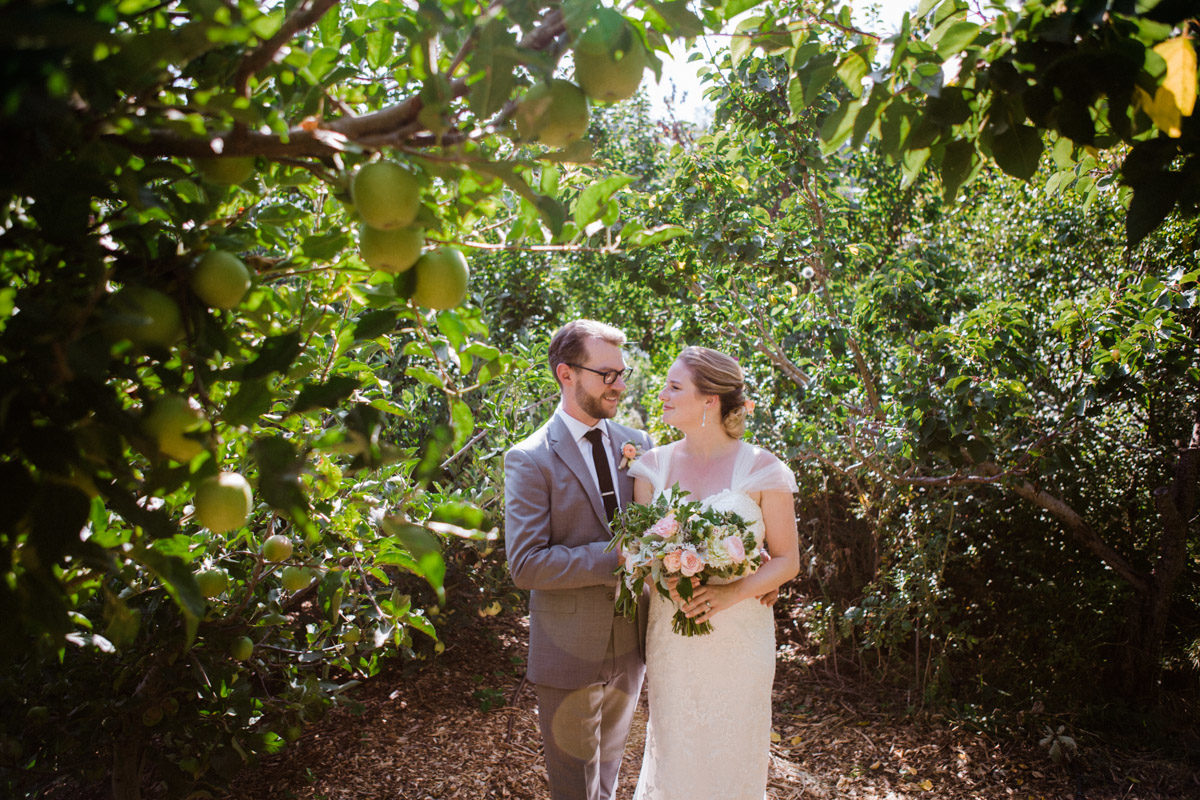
[
  {"x1": 622, "y1": 443, "x2": 638, "y2": 459},
  {"x1": 661, "y1": 549, "x2": 683, "y2": 573},
  {"x1": 679, "y1": 549, "x2": 704, "y2": 577},
  {"x1": 647, "y1": 512, "x2": 679, "y2": 538},
  {"x1": 722, "y1": 535, "x2": 746, "y2": 564}
]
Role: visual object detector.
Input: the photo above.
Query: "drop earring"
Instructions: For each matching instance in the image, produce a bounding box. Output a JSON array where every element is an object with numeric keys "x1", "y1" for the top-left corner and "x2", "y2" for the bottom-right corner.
[{"x1": 701, "y1": 404, "x2": 708, "y2": 427}]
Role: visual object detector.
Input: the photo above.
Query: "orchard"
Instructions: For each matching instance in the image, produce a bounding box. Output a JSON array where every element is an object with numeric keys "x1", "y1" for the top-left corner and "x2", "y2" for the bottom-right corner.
[{"x1": 2, "y1": 0, "x2": 1198, "y2": 798}]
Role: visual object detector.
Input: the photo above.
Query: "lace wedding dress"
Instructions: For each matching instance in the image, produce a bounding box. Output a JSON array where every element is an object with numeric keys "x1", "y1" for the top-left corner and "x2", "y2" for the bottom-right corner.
[{"x1": 628, "y1": 440, "x2": 798, "y2": 800}]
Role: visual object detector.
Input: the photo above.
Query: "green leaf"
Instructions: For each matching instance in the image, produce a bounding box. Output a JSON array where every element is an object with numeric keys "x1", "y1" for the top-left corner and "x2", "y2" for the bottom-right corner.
[
  {"x1": 647, "y1": 1, "x2": 704, "y2": 38},
  {"x1": 787, "y1": 75, "x2": 806, "y2": 119},
  {"x1": 820, "y1": 98, "x2": 863, "y2": 152},
  {"x1": 836, "y1": 51, "x2": 870, "y2": 98},
  {"x1": 621, "y1": 223, "x2": 689, "y2": 247},
  {"x1": 730, "y1": 28, "x2": 754, "y2": 67},
  {"x1": 932, "y1": 20, "x2": 979, "y2": 58},
  {"x1": 406, "y1": 365, "x2": 445, "y2": 389},
  {"x1": 940, "y1": 139, "x2": 979, "y2": 202},
  {"x1": 380, "y1": 519, "x2": 446, "y2": 601},
  {"x1": 293, "y1": 375, "x2": 359, "y2": 413},
  {"x1": 723, "y1": 0, "x2": 760, "y2": 21},
  {"x1": 1126, "y1": 176, "x2": 1181, "y2": 247},
  {"x1": 252, "y1": 435, "x2": 308, "y2": 515},
  {"x1": 468, "y1": 19, "x2": 518, "y2": 118},
  {"x1": 353, "y1": 309, "x2": 399, "y2": 341},
  {"x1": 244, "y1": 331, "x2": 302, "y2": 379},
  {"x1": 449, "y1": 398, "x2": 474, "y2": 451},
  {"x1": 879, "y1": 98, "x2": 917, "y2": 158},
  {"x1": 435, "y1": 311, "x2": 467, "y2": 350},
  {"x1": 302, "y1": 230, "x2": 352, "y2": 261},
  {"x1": 574, "y1": 174, "x2": 634, "y2": 227},
  {"x1": 901, "y1": 147, "x2": 932, "y2": 188},
  {"x1": 796, "y1": 52, "x2": 838, "y2": 108},
  {"x1": 989, "y1": 124, "x2": 1043, "y2": 180},
  {"x1": 222, "y1": 379, "x2": 275, "y2": 427}
]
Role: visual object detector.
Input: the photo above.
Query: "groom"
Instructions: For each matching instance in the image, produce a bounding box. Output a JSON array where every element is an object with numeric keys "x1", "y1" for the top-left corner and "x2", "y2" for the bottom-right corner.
[{"x1": 504, "y1": 319, "x2": 653, "y2": 800}]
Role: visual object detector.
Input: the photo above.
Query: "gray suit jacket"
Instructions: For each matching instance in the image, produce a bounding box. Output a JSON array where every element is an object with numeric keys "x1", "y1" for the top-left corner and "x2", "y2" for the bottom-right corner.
[{"x1": 505, "y1": 413, "x2": 653, "y2": 689}]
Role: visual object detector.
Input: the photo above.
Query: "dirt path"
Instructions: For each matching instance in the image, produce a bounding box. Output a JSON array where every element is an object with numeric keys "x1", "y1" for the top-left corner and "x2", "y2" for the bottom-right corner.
[{"x1": 224, "y1": 613, "x2": 1196, "y2": 799}]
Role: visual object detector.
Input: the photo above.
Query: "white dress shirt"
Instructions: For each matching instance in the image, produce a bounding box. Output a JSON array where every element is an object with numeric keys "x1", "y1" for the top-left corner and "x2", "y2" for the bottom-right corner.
[{"x1": 555, "y1": 403, "x2": 621, "y2": 506}]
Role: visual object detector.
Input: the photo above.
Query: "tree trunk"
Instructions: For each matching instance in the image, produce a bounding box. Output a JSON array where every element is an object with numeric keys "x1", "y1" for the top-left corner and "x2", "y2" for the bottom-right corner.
[
  {"x1": 111, "y1": 729, "x2": 143, "y2": 800},
  {"x1": 1126, "y1": 442, "x2": 1199, "y2": 699}
]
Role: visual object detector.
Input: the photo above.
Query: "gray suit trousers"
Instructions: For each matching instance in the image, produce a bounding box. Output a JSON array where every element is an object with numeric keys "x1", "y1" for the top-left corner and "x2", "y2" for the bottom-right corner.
[{"x1": 534, "y1": 619, "x2": 642, "y2": 800}]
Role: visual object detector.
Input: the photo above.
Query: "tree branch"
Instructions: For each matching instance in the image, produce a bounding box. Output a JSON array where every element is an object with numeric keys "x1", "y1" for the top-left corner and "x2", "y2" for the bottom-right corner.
[
  {"x1": 110, "y1": 7, "x2": 568, "y2": 160},
  {"x1": 1006, "y1": 478, "x2": 1149, "y2": 595}
]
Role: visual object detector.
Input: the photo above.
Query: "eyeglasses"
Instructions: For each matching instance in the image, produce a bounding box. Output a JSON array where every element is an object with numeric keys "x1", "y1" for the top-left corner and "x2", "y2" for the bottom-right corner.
[{"x1": 567, "y1": 363, "x2": 633, "y2": 385}]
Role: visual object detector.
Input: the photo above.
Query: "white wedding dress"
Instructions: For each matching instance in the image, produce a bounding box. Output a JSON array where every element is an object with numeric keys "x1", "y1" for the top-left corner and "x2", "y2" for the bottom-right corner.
[{"x1": 628, "y1": 440, "x2": 798, "y2": 800}]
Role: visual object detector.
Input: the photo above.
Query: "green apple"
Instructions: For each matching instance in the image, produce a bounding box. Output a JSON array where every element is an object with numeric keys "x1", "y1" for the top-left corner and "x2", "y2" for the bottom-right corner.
[
  {"x1": 281, "y1": 565, "x2": 313, "y2": 593},
  {"x1": 411, "y1": 247, "x2": 469, "y2": 310},
  {"x1": 195, "y1": 568, "x2": 229, "y2": 598},
  {"x1": 142, "y1": 396, "x2": 207, "y2": 462},
  {"x1": 573, "y1": 12, "x2": 647, "y2": 104},
  {"x1": 105, "y1": 286, "x2": 183, "y2": 350},
  {"x1": 230, "y1": 635, "x2": 254, "y2": 661},
  {"x1": 261, "y1": 534, "x2": 293, "y2": 562},
  {"x1": 515, "y1": 79, "x2": 590, "y2": 148},
  {"x1": 191, "y1": 250, "x2": 251, "y2": 309},
  {"x1": 195, "y1": 156, "x2": 255, "y2": 185},
  {"x1": 141, "y1": 705, "x2": 164, "y2": 726},
  {"x1": 351, "y1": 161, "x2": 420, "y2": 230},
  {"x1": 194, "y1": 472, "x2": 253, "y2": 533},
  {"x1": 359, "y1": 224, "x2": 423, "y2": 273}
]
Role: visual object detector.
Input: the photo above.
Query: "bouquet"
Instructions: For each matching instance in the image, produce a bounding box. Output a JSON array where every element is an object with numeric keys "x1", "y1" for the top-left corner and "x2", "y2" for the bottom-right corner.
[{"x1": 606, "y1": 486, "x2": 763, "y2": 636}]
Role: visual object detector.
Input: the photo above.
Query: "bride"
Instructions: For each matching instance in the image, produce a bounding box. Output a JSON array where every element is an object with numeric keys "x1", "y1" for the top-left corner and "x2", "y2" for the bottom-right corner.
[{"x1": 628, "y1": 346, "x2": 799, "y2": 800}]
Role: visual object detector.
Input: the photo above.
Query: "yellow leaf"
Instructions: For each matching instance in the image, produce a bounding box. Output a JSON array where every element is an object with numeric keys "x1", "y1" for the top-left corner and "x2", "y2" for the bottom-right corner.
[
  {"x1": 920, "y1": 779, "x2": 933, "y2": 790},
  {"x1": 1137, "y1": 37, "x2": 1198, "y2": 137},
  {"x1": 789, "y1": 734, "x2": 803, "y2": 746},
  {"x1": 770, "y1": 731, "x2": 782, "y2": 743},
  {"x1": 1155, "y1": 36, "x2": 1197, "y2": 117},
  {"x1": 1135, "y1": 85, "x2": 1183, "y2": 137}
]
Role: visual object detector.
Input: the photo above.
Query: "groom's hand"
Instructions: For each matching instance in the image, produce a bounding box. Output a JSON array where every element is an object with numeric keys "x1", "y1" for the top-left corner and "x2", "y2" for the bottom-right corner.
[{"x1": 757, "y1": 589, "x2": 779, "y2": 606}]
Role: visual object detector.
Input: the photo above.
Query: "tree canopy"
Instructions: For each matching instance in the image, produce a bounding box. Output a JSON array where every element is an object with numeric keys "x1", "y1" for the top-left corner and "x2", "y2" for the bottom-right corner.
[{"x1": 1, "y1": 0, "x2": 1197, "y2": 796}]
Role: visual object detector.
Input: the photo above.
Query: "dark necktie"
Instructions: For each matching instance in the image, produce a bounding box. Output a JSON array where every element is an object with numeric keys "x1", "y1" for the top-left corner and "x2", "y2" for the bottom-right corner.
[{"x1": 583, "y1": 428, "x2": 618, "y2": 522}]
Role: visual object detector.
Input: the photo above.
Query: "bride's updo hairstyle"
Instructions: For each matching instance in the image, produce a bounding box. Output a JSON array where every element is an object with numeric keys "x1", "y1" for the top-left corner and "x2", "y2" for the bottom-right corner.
[{"x1": 677, "y1": 346, "x2": 748, "y2": 439}]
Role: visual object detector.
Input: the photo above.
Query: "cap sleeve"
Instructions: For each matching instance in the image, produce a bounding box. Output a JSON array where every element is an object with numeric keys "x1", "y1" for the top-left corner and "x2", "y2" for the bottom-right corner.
[
  {"x1": 739, "y1": 446, "x2": 799, "y2": 494},
  {"x1": 626, "y1": 445, "x2": 668, "y2": 494}
]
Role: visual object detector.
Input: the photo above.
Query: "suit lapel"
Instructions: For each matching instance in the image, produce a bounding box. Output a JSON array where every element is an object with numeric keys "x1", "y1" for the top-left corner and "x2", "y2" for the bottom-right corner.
[{"x1": 549, "y1": 414, "x2": 609, "y2": 529}]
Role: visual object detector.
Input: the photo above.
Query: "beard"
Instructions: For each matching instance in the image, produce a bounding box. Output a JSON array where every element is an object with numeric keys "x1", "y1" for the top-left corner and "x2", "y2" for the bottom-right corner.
[{"x1": 576, "y1": 382, "x2": 619, "y2": 419}]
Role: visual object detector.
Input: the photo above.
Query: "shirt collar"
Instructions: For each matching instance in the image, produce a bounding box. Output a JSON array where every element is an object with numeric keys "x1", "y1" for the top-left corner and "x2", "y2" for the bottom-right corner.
[{"x1": 555, "y1": 402, "x2": 609, "y2": 444}]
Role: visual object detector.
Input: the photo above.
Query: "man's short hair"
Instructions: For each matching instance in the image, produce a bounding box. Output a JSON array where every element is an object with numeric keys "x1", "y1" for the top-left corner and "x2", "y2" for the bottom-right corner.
[{"x1": 547, "y1": 320, "x2": 626, "y2": 386}]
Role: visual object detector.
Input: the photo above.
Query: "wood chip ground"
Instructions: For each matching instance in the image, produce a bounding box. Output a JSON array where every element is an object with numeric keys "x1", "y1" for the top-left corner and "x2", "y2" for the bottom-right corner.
[{"x1": 224, "y1": 613, "x2": 1198, "y2": 799}]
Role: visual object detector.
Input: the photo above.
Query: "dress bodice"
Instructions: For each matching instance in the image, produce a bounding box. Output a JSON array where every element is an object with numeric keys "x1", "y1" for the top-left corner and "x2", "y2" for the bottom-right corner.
[{"x1": 628, "y1": 440, "x2": 797, "y2": 551}]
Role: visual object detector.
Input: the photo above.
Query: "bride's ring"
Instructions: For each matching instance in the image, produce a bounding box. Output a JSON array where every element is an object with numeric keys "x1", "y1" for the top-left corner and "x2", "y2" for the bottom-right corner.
[{"x1": 705, "y1": 600, "x2": 711, "y2": 609}]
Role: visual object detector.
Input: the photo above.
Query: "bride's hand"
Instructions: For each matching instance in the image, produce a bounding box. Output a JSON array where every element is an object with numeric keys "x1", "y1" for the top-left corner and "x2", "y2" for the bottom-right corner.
[
  {"x1": 664, "y1": 576, "x2": 683, "y2": 606},
  {"x1": 681, "y1": 583, "x2": 736, "y2": 624}
]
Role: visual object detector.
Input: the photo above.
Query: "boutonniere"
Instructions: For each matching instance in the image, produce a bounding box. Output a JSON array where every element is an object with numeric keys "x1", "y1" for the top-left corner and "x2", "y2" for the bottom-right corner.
[{"x1": 618, "y1": 440, "x2": 643, "y2": 470}]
